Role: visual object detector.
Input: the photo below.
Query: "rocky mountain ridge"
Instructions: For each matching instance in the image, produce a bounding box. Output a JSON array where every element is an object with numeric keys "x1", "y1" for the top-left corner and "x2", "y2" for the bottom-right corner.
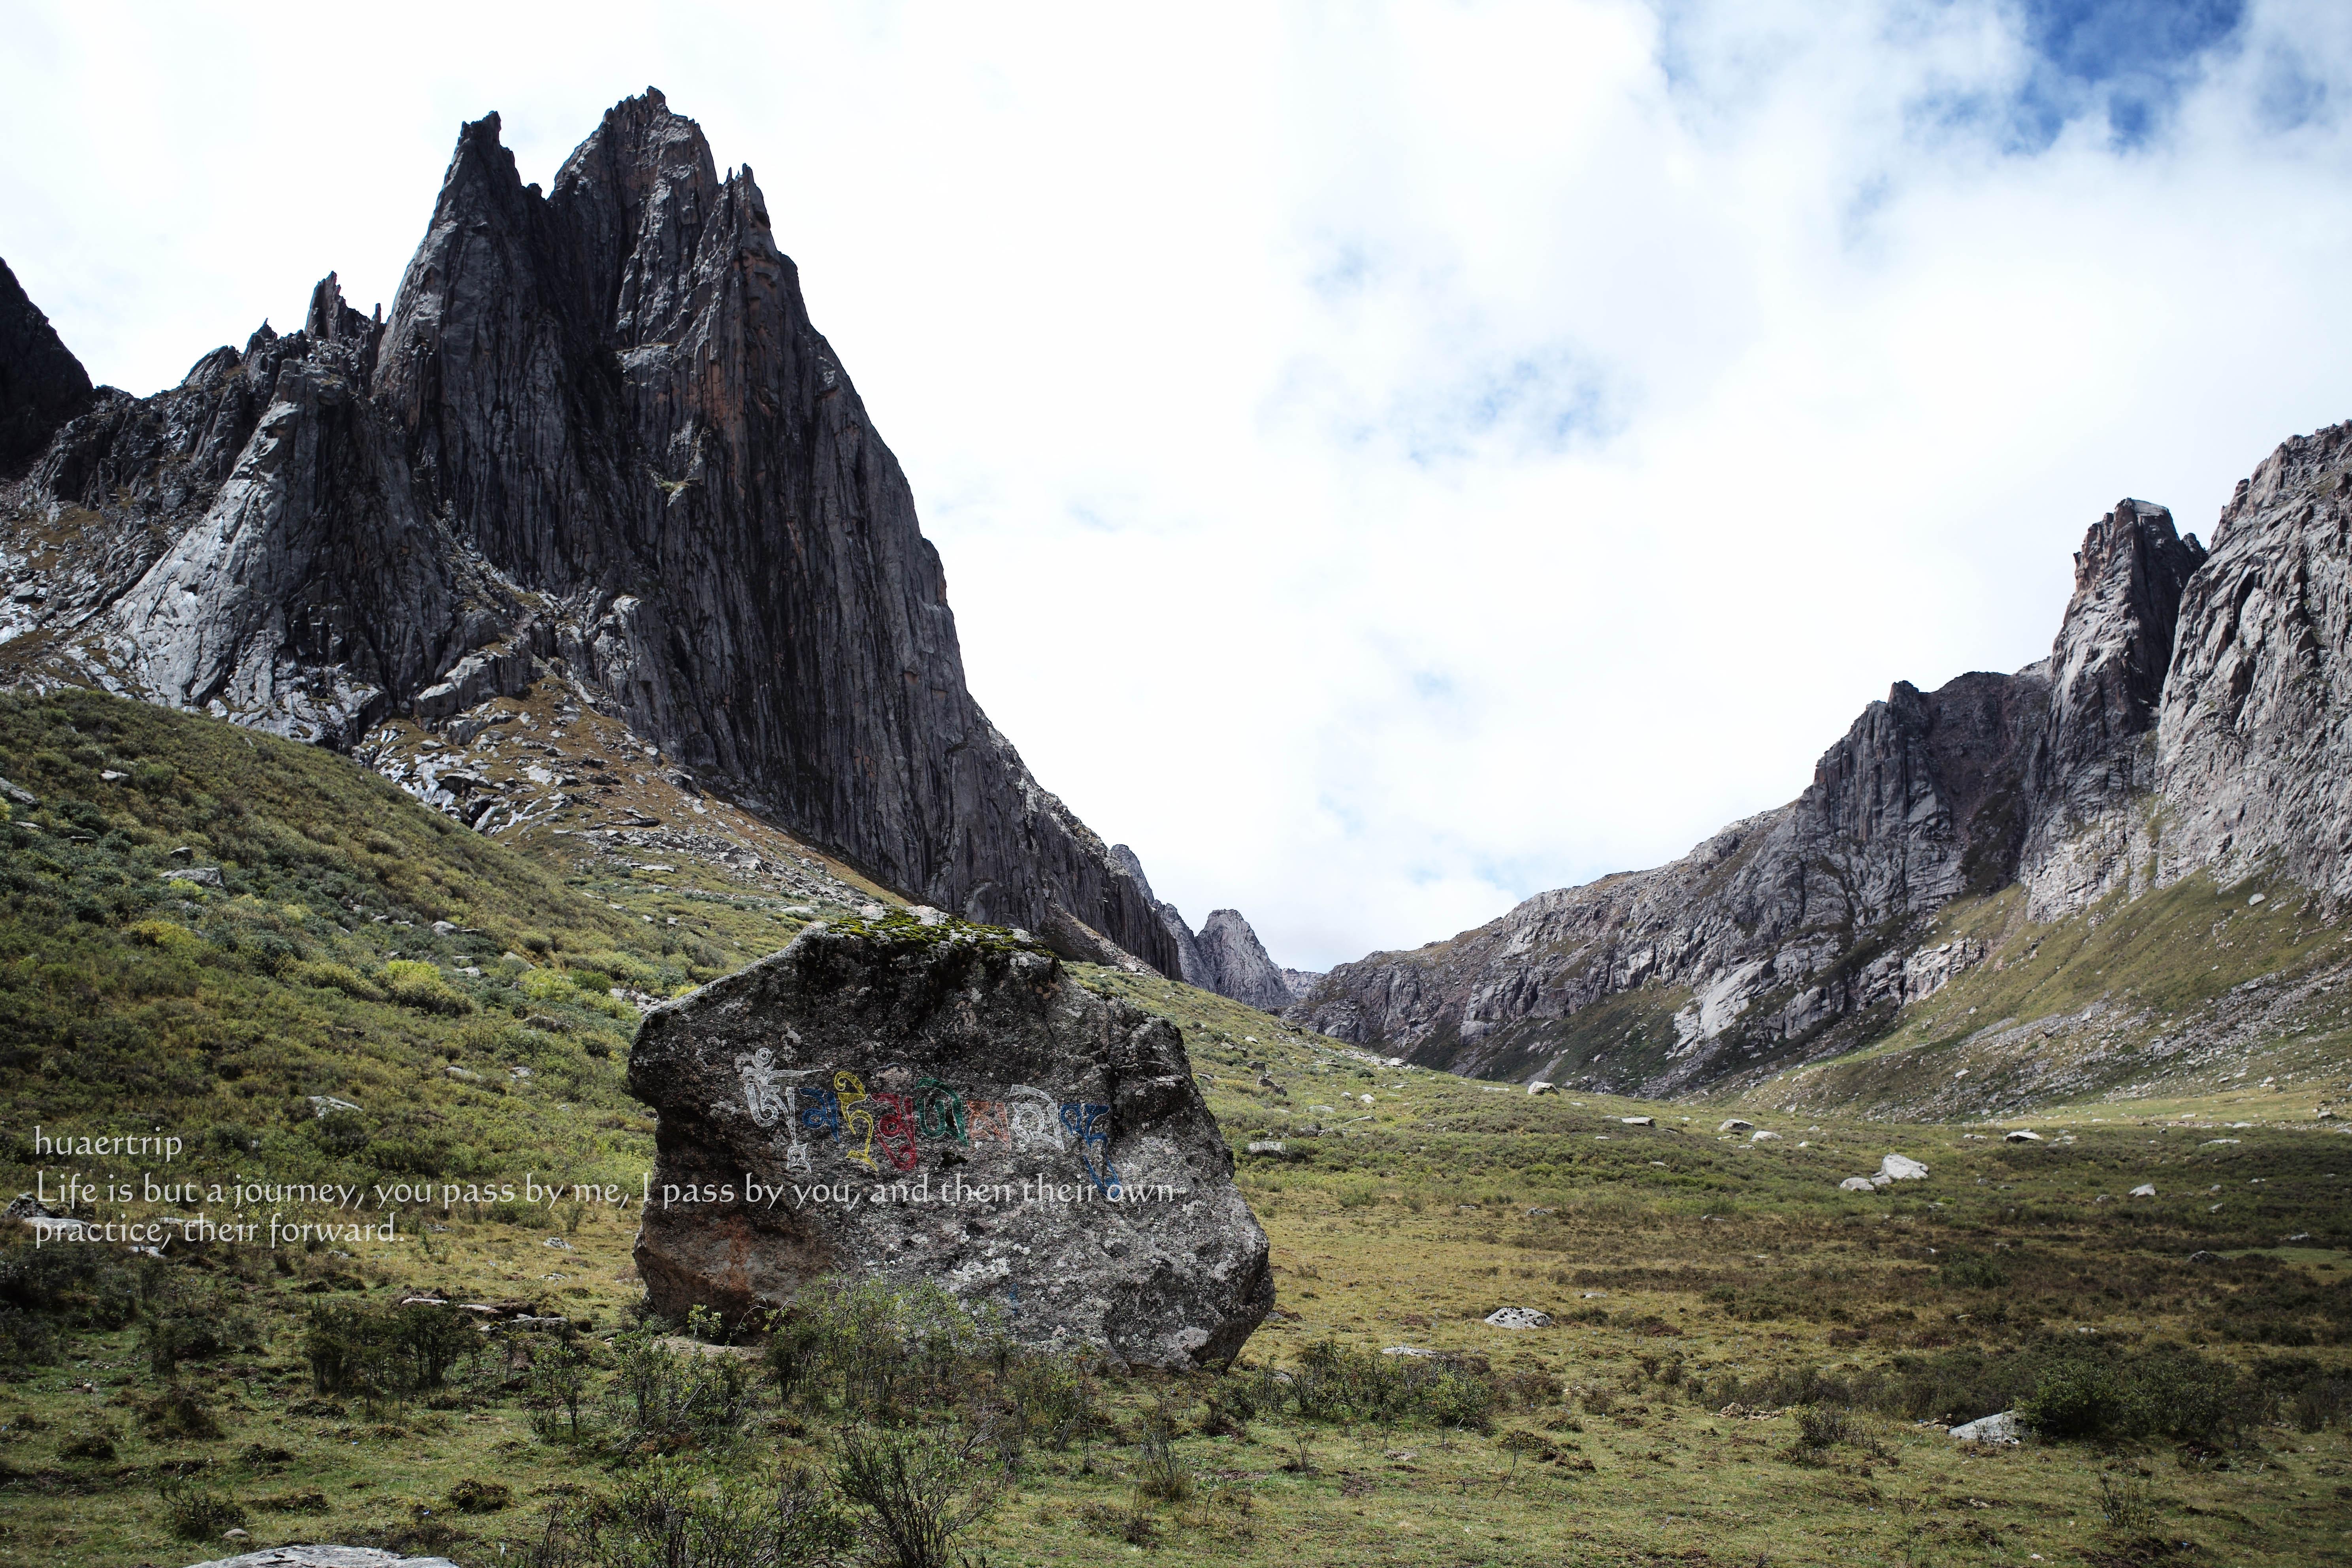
[
  {"x1": 0, "y1": 91, "x2": 1171, "y2": 969},
  {"x1": 1299, "y1": 427, "x2": 2352, "y2": 1101},
  {"x1": 1107, "y1": 842, "x2": 1316, "y2": 1008}
]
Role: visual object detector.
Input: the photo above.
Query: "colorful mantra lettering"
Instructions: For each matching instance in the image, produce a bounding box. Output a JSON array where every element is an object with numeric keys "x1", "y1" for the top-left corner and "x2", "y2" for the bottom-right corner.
[{"x1": 719, "y1": 1060, "x2": 1118, "y2": 1190}]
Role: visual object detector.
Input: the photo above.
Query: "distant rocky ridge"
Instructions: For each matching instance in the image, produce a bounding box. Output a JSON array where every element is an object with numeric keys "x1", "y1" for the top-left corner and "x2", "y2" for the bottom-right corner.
[
  {"x1": 1300, "y1": 428, "x2": 2352, "y2": 1094},
  {"x1": 0, "y1": 91, "x2": 1171, "y2": 971},
  {"x1": 1108, "y1": 843, "x2": 1317, "y2": 1008}
]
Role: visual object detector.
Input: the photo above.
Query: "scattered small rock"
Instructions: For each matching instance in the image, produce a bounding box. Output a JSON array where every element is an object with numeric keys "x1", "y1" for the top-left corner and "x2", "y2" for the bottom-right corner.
[
  {"x1": 2129, "y1": 1184, "x2": 2156, "y2": 1198},
  {"x1": 1527, "y1": 1081, "x2": 1556, "y2": 1095},
  {"x1": 1718, "y1": 1118, "x2": 1753, "y2": 1133},
  {"x1": 1621, "y1": 1116, "x2": 1655, "y2": 1127},
  {"x1": 1949, "y1": 1410, "x2": 2020, "y2": 1444},
  {"x1": 2003, "y1": 1129, "x2": 2043, "y2": 1143},
  {"x1": 1483, "y1": 1307, "x2": 1553, "y2": 1329}
]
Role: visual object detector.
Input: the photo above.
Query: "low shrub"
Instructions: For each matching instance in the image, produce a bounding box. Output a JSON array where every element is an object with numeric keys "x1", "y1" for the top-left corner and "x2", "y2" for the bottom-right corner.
[
  {"x1": 2096, "y1": 1468, "x2": 2161, "y2": 1533},
  {"x1": 141, "y1": 1383, "x2": 224, "y2": 1440},
  {"x1": 285, "y1": 959, "x2": 385, "y2": 1001},
  {"x1": 449, "y1": 1477, "x2": 512, "y2": 1513},
  {"x1": 381, "y1": 958, "x2": 474, "y2": 1014},
  {"x1": 158, "y1": 1477, "x2": 246, "y2": 1540},
  {"x1": 1791, "y1": 1405, "x2": 1856, "y2": 1451},
  {"x1": 526, "y1": 1459, "x2": 855, "y2": 1568},
  {"x1": 1002, "y1": 1352, "x2": 1101, "y2": 1451},
  {"x1": 776, "y1": 1277, "x2": 1003, "y2": 1421},
  {"x1": 1134, "y1": 1401, "x2": 1191, "y2": 1501},
  {"x1": 305, "y1": 1302, "x2": 477, "y2": 1404},
  {"x1": 1287, "y1": 1339, "x2": 1495, "y2": 1429},
  {"x1": 58, "y1": 1430, "x2": 115, "y2": 1461},
  {"x1": 602, "y1": 1331, "x2": 754, "y2": 1452},
  {"x1": 525, "y1": 1343, "x2": 595, "y2": 1442},
  {"x1": 837, "y1": 1422, "x2": 1001, "y2": 1568}
]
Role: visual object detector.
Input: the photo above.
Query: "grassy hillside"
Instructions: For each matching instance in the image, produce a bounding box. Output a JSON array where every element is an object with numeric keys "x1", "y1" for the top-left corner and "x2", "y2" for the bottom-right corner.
[
  {"x1": 1755, "y1": 874, "x2": 2352, "y2": 1123},
  {"x1": 0, "y1": 686, "x2": 813, "y2": 1200}
]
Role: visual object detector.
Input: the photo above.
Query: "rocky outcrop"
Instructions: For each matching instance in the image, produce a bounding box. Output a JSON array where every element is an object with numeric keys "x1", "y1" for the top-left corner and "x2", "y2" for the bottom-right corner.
[
  {"x1": 2154, "y1": 422, "x2": 2352, "y2": 904},
  {"x1": 1104, "y1": 844, "x2": 1306, "y2": 1008},
  {"x1": 628, "y1": 916, "x2": 1271, "y2": 1368},
  {"x1": 0, "y1": 94, "x2": 1172, "y2": 968},
  {"x1": 1195, "y1": 909, "x2": 1296, "y2": 1012},
  {"x1": 0, "y1": 259, "x2": 94, "y2": 474},
  {"x1": 2016, "y1": 500, "x2": 2207, "y2": 916},
  {"x1": 1298, "y1": 499, "x2": 2216, "y2": 1093},
  {"x1": 1110, "y1": 843, "x2": 1206, "y2": 984}
]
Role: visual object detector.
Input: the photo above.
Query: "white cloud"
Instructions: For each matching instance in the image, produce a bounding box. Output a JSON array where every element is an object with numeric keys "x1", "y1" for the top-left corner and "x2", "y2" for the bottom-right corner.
[{"x1": 6, "y1": 0, "x2": 2350, "y2": 970}]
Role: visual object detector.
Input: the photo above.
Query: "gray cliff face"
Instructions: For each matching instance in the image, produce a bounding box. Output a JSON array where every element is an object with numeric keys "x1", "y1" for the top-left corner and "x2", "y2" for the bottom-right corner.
[
  {"x1": 628, "y1": 918, "x2": 1271, "y2": 1368},
  {"x1": 1194, "y1": 909, "x2": 1297, "y2": 1012},
  {"x1": 1109, "y1": 844, "x2": 1207, "y2": 985},
  {"x1": 2154, "y1": 422, "x2": 2352, "y2": 903},
  {"x1": 0, "y1": 94, "x2": 1172, "y2": 969},
  {"x1": 2016, "y1": 500, "x2": 2208, "y2": 917},
  {"x1": 1299, "y1": 498, "x2": 2219, "y2": 1093},
  {"x1": 0, "y1": 259, "x2": 94, "y2": 474}
]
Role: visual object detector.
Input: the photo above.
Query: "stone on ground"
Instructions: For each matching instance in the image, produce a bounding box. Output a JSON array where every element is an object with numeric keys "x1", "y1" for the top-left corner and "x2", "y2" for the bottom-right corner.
[
  {"x1": 1948, "y1": 1411, "x2": 2021, "y2": 1444},
  {"x1": 1484, "y1": 1307, "x2": 1554, "y2": 1329},
  {"x1": 628, "y1": 916, "x2": 1272, "y2": 1370}
]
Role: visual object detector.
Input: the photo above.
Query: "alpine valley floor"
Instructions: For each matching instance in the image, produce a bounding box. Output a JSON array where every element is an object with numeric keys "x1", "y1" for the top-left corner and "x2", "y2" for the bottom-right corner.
[{"x1": 2, "y1": 695, "x2": 2350, "y2": 1568}]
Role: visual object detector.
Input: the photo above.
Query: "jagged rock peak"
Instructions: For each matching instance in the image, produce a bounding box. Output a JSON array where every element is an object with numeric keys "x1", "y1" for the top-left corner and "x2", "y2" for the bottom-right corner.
[
  {"x1": 2156, "y1": 420, "x2": 2352, "y2": 905},
  {"x1": 0, "y1": 256, "x2": 96, "y2": 473},
  {"x1": 2052, "y1": 499, "x2": 2206, "y2": 748},
  {"x1": 2017, "y1": 498, "x2": 2209, "y2": 917},
  {"x1": 0, "y1": 93, "x2": 1180, "y2": 972},
  {"x1": 1197, "y1": 909, "x2": 1295, "y2": 1013}
]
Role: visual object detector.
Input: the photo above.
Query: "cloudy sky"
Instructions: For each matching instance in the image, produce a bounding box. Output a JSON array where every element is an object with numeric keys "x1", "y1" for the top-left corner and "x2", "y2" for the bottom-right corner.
[{"x1": 6, "y1": 1, "x2": 2350, "y2": 971}]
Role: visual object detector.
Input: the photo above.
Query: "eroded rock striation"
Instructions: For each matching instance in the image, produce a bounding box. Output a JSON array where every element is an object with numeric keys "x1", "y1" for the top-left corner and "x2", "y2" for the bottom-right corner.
[
  {"x1": 628, "y1": 916, "x2": 1271, "y2": 1368},
  {"x1": 2153, "y1": 422, "x2": 2352, "y2": 905},
  {"x1": 0, "y1": 92, "x2": 1172, "y2": 966},
  {"x1": 1299, "y1": 496, "x2": 2230, "y2": 1091},
  {"x1": 1195, "y1": 909, "x2": 1297, "y2": 1012}
]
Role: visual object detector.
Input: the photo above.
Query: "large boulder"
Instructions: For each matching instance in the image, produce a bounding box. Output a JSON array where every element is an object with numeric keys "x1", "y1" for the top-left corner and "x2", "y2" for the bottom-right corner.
[{"x1": 627, "y1": 916, "x2": 1272, "y2": 1370}]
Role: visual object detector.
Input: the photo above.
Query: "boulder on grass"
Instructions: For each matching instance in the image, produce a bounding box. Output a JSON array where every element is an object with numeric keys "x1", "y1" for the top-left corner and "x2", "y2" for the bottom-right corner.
[
  {"x1": 627, "y1": 917, "x2": 1272, "y2": 1370},
  {"x1": 1948, "y1": 1410, "x2": 2020, "y2": 1444},
  {"x1": 1483, "y1": 1307, "x2": 1553, "y2": 1329}
]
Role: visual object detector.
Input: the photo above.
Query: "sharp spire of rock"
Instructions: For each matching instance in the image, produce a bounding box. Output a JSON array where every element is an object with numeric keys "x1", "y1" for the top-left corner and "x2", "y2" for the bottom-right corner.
[
  {"x1": 0, "y1": 256, "x2": 96, "y2": 475},
  {"x1": 0, "y1": 94, "x2": 1176, "y2": 970}
]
